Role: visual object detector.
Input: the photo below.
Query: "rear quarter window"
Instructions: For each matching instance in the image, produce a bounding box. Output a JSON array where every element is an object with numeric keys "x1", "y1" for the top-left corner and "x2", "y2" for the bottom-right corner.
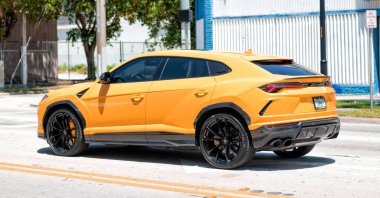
[
  {"x1": 208, "y1": 61, "x2": 231, "y2": 76},
  {"x1": 254, "y1": 61, "x2": 320, "y2": 76}
]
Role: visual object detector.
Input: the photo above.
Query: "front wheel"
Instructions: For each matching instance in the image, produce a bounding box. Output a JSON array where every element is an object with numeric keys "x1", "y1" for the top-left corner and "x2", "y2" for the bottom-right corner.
[
  {"x1": 273, "y1": 145, "x2": 315, "y2": 158},
  {"x1": 199, "y1": 114, "x2": 254, "y2": 169},
  {"x1": 46, "y1": 108, "x2": 88, "y2": 156}
]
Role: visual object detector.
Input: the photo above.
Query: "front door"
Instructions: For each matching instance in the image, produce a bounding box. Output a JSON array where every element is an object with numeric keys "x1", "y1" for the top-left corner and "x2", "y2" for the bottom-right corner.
[{"x1": 86, "y1": 57, "x2": 164, "y2": 143}]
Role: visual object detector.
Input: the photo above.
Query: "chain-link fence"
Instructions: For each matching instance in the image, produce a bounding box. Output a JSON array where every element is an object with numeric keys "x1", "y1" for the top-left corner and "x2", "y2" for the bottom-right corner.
[
  {"x1": 0, "y1": 41, "x2": 165, "y2": 85},
  {"x1": 1, "y1": 41, "x2": 57, "y2": 85},
  {"x1": 58, "y1": 41, "x2": 166, "y2": 80}
]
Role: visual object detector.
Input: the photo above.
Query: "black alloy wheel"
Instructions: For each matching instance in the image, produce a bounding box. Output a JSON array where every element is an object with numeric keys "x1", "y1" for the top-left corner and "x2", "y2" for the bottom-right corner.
[
  {"x1": 273, "y1": 145, "x2": 315, "y2": 158},
  {"x1": 199, "y1": 114, "x2": 254, "y2": 169},
  {"x1": 46, "y1": 108, "x2": 87, "y2": 156}
]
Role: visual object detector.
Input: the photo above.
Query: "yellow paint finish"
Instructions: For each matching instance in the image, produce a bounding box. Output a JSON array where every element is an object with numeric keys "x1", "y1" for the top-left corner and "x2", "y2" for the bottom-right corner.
[
  {"x1": 85, "y1": 81, "x2": 152, "y2": 133},
  {"x1": 38, "y1": 50, "x2": 338, "y2": 139},
  {"x1": 146, "y1": 77, "x2": 216, "y2": 134}
]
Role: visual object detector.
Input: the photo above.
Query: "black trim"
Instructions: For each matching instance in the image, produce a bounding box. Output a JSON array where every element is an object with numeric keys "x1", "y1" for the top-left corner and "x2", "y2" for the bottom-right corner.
[
  {"x1": 146, "y1": 132, "x2": 195, "y2": 146},
  {"x1": 194, "y1": 102, "x2": 251, "y2": 128},
  {"x1": 76, "y1": 88, "x2": 89, "y2": 98},
  {"x1": 250, "y1": 117, "x2": 340, "y2": 151},
  {"x1": 153, "y1": 58, "x2": 168, "y2": 80},
  {"x1": 259, "y1": 100, "x2": 273, "y2": 116},
  {"x1": 85, "y1": 132, "x2": 195, "y2": 147},
  {"x1": 37, "y1": 134, "x2": 45, "y2": 139},
  {"x1": 86, "y1": 133, "x2": 147, "y2": 143},
  {"x1": 43, "y1": 100, "x2": 86, "y2": 135}
]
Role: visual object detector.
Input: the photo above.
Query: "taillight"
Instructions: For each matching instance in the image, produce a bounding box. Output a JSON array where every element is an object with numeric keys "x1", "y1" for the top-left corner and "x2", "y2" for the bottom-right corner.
[
  {"x1": 260, "y1": 81, "x2": 332, "y2": 93},
  {"x1": 259, "y1": 83, "x2": 304, "y2": 93}
]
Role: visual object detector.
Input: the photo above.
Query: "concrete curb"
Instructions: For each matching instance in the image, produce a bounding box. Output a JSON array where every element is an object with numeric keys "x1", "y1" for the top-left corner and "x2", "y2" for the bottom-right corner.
[
  {"x1": 339, "y1": 116, "x2": 380, "y2": 124},
  {"x1": 0, "y1": 90, "x2": 48, "y2": 96},
  {"x1": 337, "y1": 94, "x2": 380, "y2": 101}
]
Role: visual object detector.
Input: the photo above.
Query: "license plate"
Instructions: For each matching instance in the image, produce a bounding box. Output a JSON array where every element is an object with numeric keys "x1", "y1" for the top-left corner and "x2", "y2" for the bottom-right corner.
[{"x1": 313, "y1": 97, "x2": 326, "y2": 110}]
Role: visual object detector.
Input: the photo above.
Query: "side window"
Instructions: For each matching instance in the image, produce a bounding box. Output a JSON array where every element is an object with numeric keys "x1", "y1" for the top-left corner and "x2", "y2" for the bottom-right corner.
[
  {"x1": 208, "y1": 61, "x2": 231, "y2": 76},
  {"x1": 160, "y1": 57, "x2": 209, "y2": 80},
  {"x1": 191, "y1": 59, "x2": 209, "y2": 78},
  {"x1": 111, "y1": 57, "x2": 162, "y2": 83}
]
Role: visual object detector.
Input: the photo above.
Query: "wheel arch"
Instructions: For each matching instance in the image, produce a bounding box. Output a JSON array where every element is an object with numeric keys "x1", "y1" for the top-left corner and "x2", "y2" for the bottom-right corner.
[
  {"x1": 42, "y1": 100, "x2": 86, "y2": 137},
  {"x1": 194, "y1": 102, "x2": 251, "y2": 146}
]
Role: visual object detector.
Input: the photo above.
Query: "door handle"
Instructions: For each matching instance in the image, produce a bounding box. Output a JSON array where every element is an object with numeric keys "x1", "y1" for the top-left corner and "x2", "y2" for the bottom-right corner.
[
  {"x1": 195, "y1": 90, "x2": 209, "y2": 97},
  {"x1": 131, "y1": 95, "x2": 145, "y2": 102}
]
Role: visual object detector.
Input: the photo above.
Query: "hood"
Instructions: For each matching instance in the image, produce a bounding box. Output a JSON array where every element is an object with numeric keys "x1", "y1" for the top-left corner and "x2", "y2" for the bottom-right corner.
[{"x1": 48, "y1": 82, "x2": 95, "y2": 97}]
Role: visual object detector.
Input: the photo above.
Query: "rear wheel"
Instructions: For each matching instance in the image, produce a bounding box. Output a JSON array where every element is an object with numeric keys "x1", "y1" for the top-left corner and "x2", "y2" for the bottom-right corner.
[
  {"x1": 199, "y1": 114, "x2": 254, "y2": 169},
  {"x1": 46, "y1": 108, "x2": 88, "y2": 156},
  {"x1": 273, "y1": 145, "x2": 315, "y2": 158}
]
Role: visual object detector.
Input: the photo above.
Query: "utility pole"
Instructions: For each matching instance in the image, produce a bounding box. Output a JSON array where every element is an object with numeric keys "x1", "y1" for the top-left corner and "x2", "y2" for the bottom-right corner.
[
  {"x1": 180, "y1": 0, "x2": 192, "y2": 50},
  {"x1": 21, "y1": 13, "x2": 28, "y2": 86},
  {"x1": 320, "y1": 0, "x2": 328, "y2": 75},
  {"x1": 96, "y1": 0, "x2": 107, "y2": 78}
]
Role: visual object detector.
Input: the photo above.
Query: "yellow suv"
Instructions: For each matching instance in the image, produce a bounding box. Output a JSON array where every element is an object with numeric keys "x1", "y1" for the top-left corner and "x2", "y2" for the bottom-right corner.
[{"x1": 37, "y1": 50, "x2": 340, "y2": 169}]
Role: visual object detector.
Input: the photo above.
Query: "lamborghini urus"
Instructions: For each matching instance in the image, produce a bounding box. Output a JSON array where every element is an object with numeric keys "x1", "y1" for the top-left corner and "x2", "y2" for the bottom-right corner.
[{"x1": 38, "y1": 50, "x2": 340, "y2": 169}]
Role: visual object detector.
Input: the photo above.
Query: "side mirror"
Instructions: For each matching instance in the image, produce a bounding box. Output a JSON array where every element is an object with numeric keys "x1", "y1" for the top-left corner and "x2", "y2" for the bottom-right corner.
[{"x1": 99, "y1": 72, "x2": 111, "y2": 84}]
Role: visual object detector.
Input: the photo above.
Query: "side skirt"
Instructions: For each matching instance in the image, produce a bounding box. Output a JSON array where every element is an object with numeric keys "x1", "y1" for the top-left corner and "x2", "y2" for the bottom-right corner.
[{"x1": 85, "y1": 132, "x2": 196, "y2": 147}]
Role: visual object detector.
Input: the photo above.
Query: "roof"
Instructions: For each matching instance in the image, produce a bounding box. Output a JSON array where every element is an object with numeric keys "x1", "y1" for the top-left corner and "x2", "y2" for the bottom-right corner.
[{"x1": 141, "y1": 50, "x2": 292, "y2": 62}]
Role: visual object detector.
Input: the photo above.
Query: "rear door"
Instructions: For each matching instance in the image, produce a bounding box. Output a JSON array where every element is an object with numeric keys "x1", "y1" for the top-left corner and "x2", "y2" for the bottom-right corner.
[{"x1": 145, "y1": 57, "x2": 216, "y2": 145}]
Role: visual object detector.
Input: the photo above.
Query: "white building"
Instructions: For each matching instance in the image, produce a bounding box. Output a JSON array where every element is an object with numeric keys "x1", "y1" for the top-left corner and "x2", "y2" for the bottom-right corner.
[
  {"x1": 195, "y1": 0, "x2": 380, "y2": 94},
  {"x1": 57, "y1": 17, "x2": 160, "y2": 68}
]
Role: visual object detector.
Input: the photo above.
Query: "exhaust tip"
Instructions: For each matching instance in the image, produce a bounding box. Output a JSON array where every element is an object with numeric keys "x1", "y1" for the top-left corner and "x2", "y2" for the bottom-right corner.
[
  {"x1": 270, "y1": 139, "x2": 283, "y2": 148},
  {"x1": 283, "y1": 139, "x2": 293, "y2": 147}
]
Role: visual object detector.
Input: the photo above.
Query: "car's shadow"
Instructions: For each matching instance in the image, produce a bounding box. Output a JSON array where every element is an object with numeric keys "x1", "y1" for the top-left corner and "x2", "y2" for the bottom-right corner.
[{"x1": 37, "y1": 144, "x2": 335, "y2": 171}]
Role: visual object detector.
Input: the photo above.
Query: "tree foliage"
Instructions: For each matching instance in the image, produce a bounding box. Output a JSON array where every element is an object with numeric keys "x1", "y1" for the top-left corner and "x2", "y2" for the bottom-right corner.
[
  {"x1": 0, "y1": 0, "x2": 18, "y2": 41},
  {"x1": 0, "y1": 0, "x2": 60, "y2": 41},
  {"x1": 0, "y1": 0, "x2": 60, "y2": 62},
  {"x1": 63, "y1": 0, "x2": 133, "y2": 79},
  {"x1": 19, "y1": 0, "x2": 61, "y2": 21},
  {"x1": 127, "y1": 0, "x2": 195, "y2": 50},
  {"x1": 1, "y1": 0, "x2": 196, "y2": 78}
]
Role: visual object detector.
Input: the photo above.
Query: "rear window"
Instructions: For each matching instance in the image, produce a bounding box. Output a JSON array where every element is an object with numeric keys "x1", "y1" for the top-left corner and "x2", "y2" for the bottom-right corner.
[{"x1": 253, "y1": 60, "x2": 320, "y2": 76}]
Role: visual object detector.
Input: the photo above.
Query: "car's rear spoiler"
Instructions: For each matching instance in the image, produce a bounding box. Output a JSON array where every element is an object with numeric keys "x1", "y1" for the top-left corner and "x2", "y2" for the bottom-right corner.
[{"x1": 280, "y1": 75, "x2": 330, "y2": 83}]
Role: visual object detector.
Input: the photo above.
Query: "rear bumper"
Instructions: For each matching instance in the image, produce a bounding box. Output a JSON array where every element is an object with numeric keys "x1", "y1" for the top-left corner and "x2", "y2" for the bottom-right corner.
[{"x1": 250, "y1": 117, "x2": 340, "y2": 151}]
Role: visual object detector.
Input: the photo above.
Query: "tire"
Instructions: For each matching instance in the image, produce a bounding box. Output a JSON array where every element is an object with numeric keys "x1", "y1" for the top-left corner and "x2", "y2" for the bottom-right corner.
[
  {"x1": 46, "y1": 108, "x2": 88, "y2": 156},
  {"x1": 273, "y1": 145, "x2": 315, "y2": 158},
  {"x1": 199, "y1": 113, "x2": 254, "y2": 169}
]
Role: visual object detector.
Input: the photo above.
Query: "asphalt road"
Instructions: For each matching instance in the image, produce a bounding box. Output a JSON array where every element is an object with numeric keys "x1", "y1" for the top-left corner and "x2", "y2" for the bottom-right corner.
[{"x1": 0, "y1": 94, "x2": 379, "y2": 198}]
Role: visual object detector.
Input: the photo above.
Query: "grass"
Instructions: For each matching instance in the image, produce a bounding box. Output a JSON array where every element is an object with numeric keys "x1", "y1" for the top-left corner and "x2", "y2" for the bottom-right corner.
[
  {"x1": 337, "y1": 100, "x2": 380, "y2": 118},
  {"x1": 58, "y1": 63, "x2": 87, "y2": 74},
  {"x1": 337, "y1": 100, "x2": 380, "y2": 109},
  {"x1": 59, "y1": 64, "x2": 118, "y2": 74}
]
